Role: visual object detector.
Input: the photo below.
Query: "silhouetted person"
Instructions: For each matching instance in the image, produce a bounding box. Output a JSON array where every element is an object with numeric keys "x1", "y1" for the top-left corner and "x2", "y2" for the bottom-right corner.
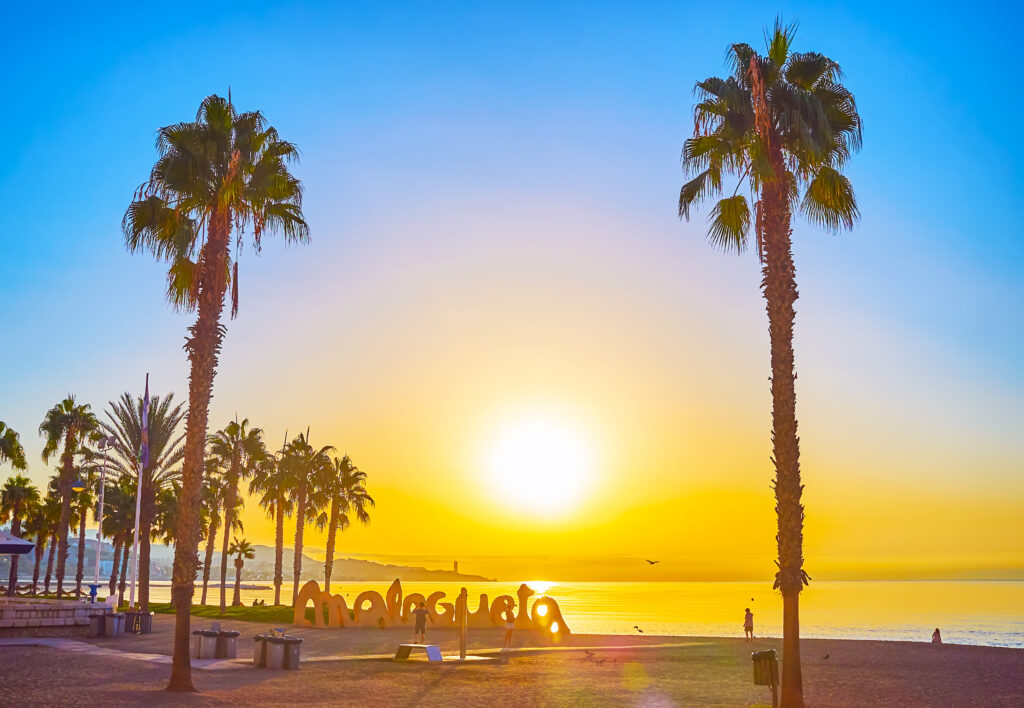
[
  {"x1": 932, "y1": 628, "x2": 942, "y2": 644},
  {"x1": 744, "y1": 608, "x2": 754, "y2": 641},
  {"x1": 503, "y1": 599, "x2": 515, "y2": 647},
  {"x1": 412, "y1": 601, "x2": 432, "y2": 643}
]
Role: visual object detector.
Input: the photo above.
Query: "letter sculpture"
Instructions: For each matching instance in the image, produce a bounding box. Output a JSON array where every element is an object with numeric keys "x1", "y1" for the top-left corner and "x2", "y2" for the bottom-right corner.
[{"x1": 293, "y1": 579, "x2": 570, "y2": 636}]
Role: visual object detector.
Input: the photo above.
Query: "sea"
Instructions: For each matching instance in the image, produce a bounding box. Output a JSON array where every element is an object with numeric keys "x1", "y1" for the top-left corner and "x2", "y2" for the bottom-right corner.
[{"x1": 138, "y1": 579, "x2": 1024, "y2": 649}]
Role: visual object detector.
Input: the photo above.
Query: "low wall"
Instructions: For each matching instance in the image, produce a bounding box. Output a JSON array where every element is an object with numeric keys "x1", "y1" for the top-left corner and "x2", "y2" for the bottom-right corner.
[{"x1": 0, "y1": 598, "x2": 111, "y2": 635}]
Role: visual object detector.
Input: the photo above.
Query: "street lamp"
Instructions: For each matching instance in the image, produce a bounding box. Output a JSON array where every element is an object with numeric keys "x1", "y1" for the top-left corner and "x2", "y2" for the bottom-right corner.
[{"x1": 91, "y1": 435, "x2": 117, "y2": 598}]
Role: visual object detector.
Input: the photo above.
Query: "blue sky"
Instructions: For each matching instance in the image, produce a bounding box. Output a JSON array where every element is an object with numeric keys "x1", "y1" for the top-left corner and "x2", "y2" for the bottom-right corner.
[{"x1": 1, "y1": 1, "x2": 1022, "y2": 575}]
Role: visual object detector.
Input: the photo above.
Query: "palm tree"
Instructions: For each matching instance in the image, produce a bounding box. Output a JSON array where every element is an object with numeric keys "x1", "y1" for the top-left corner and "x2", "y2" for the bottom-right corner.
[
  {"x1": 24, "y1": 493, "x2": 58, "y2": 595},
  {"x1": 71, "y1": 468, "x2": 96, "y2": 598},
  {"x1": 227, "y1": 537, "x2": 255, "y2": 606},
  {"x1": 1, "y1": 475, "x2": 40, "y2": 595},
  {"x1": 39, "y1": 396, "x2": 98, "y2": 598},
  {"x1": 677, "y1": 22, "x2": 861, "y2": 707},
  {"x1": 102, "y1": 392, "x2": 185, "y2": 611},
  {"x1": 281, "y1": 432, "x2": 333, "y2": 605},
  {"x1": 200, "y1": 469, "x2": 243, "y2": 605},
  {"x1": 42, "y1": 478, "x2": 60, "y2": 595},
  {"x1": 0, "y1": 422, "x2": 27, "y2": 472},
  {"x1": 207, "y1": 418, "x2": 265, "y2": 614},
  {"x1": 322, "y1": 456, "x2": 373, "y2": 592},
  {"x1": 248, "y1": 448, "x2": 291, "y2": 605},
  {"x1": 123, "y1": 93, "x2": 310, "y2": 691},
  {"x1": 101, "y1": 478, "x2": 134, "y2": 599}
]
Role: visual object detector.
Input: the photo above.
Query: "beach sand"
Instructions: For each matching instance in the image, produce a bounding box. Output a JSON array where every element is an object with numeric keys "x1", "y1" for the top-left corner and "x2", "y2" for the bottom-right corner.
[{"x1": 1, "y1": 614, "x2": 1021, "y2": 706}]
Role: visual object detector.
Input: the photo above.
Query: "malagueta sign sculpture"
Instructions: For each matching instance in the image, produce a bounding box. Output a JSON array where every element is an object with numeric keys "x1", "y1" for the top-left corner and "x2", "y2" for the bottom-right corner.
[{"x1": 294, "y1": 579, "x2": 571, "y2": 637}]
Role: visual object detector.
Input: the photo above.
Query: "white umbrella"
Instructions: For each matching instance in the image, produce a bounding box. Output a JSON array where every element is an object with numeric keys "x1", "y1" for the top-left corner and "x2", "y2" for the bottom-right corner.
[{"x1": 0, "y1": 529, "x2": 34, "y2": 555}]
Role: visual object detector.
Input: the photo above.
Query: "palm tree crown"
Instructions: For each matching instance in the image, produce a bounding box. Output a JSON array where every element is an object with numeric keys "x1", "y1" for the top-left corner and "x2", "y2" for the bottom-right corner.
[
  {"x1": 0, "y1": 423, "x2": 27, "y2": 471},
  {"x1": 678, "y1": 21, "x2": 861, "y2": 254}
]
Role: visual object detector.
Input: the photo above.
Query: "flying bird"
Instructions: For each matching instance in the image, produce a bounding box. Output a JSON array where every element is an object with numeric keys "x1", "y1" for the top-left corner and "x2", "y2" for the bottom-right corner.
[
  {"x1": 645, "y1": 560, "x2": 660, "y2": 565},
  {"x1": 634, "y1": 625, "x2": 644, "y2": 633}
]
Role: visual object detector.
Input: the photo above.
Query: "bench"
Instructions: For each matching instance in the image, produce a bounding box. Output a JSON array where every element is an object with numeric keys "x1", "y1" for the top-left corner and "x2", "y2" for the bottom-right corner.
[{"x1": 395, "y1": 644, "x2": 443, "y2": 661}]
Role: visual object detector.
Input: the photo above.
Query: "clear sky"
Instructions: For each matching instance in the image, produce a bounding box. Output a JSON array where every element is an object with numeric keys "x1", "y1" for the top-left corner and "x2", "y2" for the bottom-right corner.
[{"x1": 2, "y1": 1, "x2": 1022, "y2": 581}]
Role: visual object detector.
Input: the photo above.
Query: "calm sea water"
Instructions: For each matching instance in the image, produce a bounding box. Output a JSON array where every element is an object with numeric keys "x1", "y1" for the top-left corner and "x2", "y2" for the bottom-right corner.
[{"x1": 143, "y1": 580, "x2": 1024, "y2": 649}]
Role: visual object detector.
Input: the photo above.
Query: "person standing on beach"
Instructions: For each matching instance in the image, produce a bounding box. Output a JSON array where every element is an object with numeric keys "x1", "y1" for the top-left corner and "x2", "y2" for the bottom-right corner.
[
  {"x1": 503, "y1": 598, "x2": 515, "y2": 648},
  {"x1": 412, "y1": 601, "x2": 432, "y2": 644},
  {"x1": 932, "y1": 628, "x2": 942, "y2": 644},
  {"x1": 744, "y1": 608, "x2": 754, "y2": 641}
]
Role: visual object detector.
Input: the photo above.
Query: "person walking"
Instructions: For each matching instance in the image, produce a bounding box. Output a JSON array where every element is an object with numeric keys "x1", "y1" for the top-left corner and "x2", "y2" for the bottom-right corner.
[
  {"x1": 503, "y1": 598, "x2": 515, "y2": 648},
  {"x1": 744, "y1": 608, "x2": 754, "y2": 642}
]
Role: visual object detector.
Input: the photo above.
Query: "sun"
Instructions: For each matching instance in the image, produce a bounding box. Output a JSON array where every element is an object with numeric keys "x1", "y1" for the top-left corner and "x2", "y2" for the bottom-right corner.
[{"x1": 485, "y1": 417, "x2": 594, "y2": 516}]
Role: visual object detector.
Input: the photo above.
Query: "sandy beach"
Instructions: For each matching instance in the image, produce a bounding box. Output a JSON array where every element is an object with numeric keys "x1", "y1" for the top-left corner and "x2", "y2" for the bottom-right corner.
[{"x1": 1, "y1": 615, "x2": 1021, "y2": 706}]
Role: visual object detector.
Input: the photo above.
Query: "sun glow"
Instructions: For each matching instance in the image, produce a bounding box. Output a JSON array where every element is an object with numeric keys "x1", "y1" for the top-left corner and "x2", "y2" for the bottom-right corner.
[{"x1": 485, "y1": 417, "x2": 594, "y2": 516}]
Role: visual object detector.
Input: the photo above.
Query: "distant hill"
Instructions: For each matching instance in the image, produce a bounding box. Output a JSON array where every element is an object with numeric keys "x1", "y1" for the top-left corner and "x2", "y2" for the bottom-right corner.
[{"x1": 213, "y1": 545, "x2": 494, "y2": 583}]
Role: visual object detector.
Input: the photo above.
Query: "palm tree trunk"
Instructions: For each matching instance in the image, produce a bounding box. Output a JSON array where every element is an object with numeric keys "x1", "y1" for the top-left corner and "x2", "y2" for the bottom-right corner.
[
  {"x1": 55, "y1": 440, "x2": 75, "y2": 598},
  {"x1": 139, "y1": 484, "x2": 155, "y2": 612},
  {"x1": 273, "y1": 499, "x2": 284, "y2": 605},
  {"x1": 323, "y1": 496, "x2": 339, "y2": 592},
  {"x1": 32, "y1": 534, "x2": 45, "y2": 594},
  {"x1": 109, "y1": 536, "x2": 122, "y2": 597},
  {"x1": 219, "y1": 473, "x2": 237, "y2": 615},
  {"x1": 232, "y1": 561, "x2": 242, "y2": 606},
  {"x1": 7, "y1": 514, "x2": 22, "y2": 596},
  {"x1": 291, "y1": 483, "x2": 307, "y2": 606},
  {"x1": 75, "y1": 502, "x2": 87, "y2": 597},
  {"x1": 44, "y1": 532, "x2": 56, "y2": 594},
  {"x1": 118, "y1": 537, "x2": 129, "y2": 607},
  {"x1": 201, "y1": 510, "x2": 221, "y2": 605},
  {"x1": 167, "y1": 212, "x2": 229, "y2": 693},
  {"x1": 761, "y1": 164, "x2": 805, "y2": 708}
]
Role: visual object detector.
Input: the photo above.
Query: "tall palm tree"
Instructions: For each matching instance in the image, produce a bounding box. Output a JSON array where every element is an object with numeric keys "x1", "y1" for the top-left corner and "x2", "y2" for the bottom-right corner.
[
  {"x1": 124, "y1": 93, "x2": 310, "y2": 691},
  {"x1": 101, "y1": 478, "x2": 135, "y2": 599},
  {"x1": 71, "y1": 469, "x2": 96, "y2": 597},
  {"x1": 39, "y1": 396, "x2": 98, "y2": 598},
  {"x1": 228, "y1": 537, "x2": 255, "y2": 606},
  {"x1": 248, "y1": 448, "x2": 291, "y2": 605},
  {"x1": 200, "y1": 470, "x2": 243, "y2": 605},
  {"x1": 0, "y1": 422, "x2": 28, "y2": 472},
  {"x1": 103, "y1": 392, "x2": 185, "y2": 611},
  {"x1": 42, "y1": 478, "x2": 60, "y2": 595},
  {"x1": 281, "y1": 432, "x2": 333, "y2": 605},
  {"x1": 1, "y1": 474, "x2": 40, "y2": 595},
  {"x1": 322, "y1": 456, "x2": 373, "y2": 592},
  {"x1": 207, "y1": 418, "x2": 265, "y2": 614},
  {"x1": 677, "y1": 22, "x2": 861, "y2": 707},
  {"x1": 24, "y1": 493, "x2": 58, "y2": 595}
]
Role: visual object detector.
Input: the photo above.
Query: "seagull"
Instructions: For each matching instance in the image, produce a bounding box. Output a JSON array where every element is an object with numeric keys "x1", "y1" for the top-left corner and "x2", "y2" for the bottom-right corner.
[
  {"x1": 645, "y1": 560, "x2": 660, "y2": 565},
  {"x1": 634, "y1": 625, "x2": 644, "y2": 633}
]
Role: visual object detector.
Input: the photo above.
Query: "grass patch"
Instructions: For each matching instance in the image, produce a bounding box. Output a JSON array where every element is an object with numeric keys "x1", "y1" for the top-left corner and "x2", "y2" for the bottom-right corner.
[{"x1": 136, "y1": 602, "x2": 303, "y2": 624}]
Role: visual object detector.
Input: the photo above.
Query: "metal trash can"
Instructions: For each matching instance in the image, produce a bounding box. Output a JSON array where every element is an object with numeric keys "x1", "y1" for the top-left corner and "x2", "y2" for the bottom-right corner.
[
  {"x1": 191, "y1": 630, "x2": 203, "y2": 658},
  {"x1": 283, "y1": 636, "x2": 303, "y2": 670},
  {"x1": 137, "y1": 611, "x2": 154, "y2": 634},
  {"x1": 104, "y1": 613, "x2": 124, "y2": 636},
  {"x1": 264, "y1": 636, "x2": 286, "y2": 669},
  {"x1": 253, "y1": 635, "x2": 267, "y2": 668},
  {"x1": 88, "y1": 614, "x2": 106, "y2": 637},
  {"x1": 124, "y1": 611, "x2": 139, "y2": 634},
  {"x1": 199, "y1": 629, "x2": 219, "y2": 659},
  {"x1": 216, "y1": 630, "x2": 241, "y2": 659}
]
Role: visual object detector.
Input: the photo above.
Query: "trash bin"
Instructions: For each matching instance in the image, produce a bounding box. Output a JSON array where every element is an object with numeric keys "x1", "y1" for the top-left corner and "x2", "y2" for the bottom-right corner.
[
  {"x1": 88, "y1": 615, "x2": 105, "y2": 637},
  {"x1": 253, "y1": 635, "x2": 267, "y2": 668},
  {"x1": 104, "y1": 613, "x2": 124, "y2": 636},
  {"x1": 216, "y1": 630, "x2": 240, "y2": 659},
  {"x1": 752, "y1": 649, "x2": 779, "y2": 686},
  {"x1": 199, "y1": 629, "x2": 219, "y2": 659},
  {"x1": 191, "y1": 630, "x2": 203, "y2": 658},
  {"x1": 137, "y1": 611, "x2": 154, "y2": 634},
  {"x1": 283, "y1": 636, "x2": 303, "y2": 670},
  {"x1": 265, "y1": 636, "x2": 286, "y2": 669},
  {"x1": 124, "y1": 611, "x2": 139, "y2": 634}
]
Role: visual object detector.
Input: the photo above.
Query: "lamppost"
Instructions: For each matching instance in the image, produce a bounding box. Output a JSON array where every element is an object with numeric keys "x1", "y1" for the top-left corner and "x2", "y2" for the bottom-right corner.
[{"x1": 92, "y1": 435, "x2": 117, "y2": 595}]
